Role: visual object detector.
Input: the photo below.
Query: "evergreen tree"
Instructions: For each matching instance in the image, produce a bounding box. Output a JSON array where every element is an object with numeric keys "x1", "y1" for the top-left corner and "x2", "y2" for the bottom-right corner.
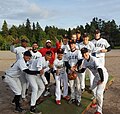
[{"x1": 2, "y1": 20, "x2": 9, "y2": 37}]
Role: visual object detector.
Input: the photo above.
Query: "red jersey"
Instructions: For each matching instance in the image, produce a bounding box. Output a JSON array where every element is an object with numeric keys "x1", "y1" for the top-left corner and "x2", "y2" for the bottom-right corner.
[{"x1": 38, "y1": 41, "x2": 61, "y2": 64}]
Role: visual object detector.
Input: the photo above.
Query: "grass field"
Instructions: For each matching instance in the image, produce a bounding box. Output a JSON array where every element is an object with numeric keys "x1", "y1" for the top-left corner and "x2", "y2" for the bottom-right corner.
[{"x1": 25, "y1": 76, "x2": 114, "y2": 114}]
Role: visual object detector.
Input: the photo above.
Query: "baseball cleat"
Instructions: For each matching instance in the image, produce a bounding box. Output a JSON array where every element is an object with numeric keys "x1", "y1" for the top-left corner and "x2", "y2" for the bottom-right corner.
[
  {"x1": 56, "y1": 100, "x2": 61, "y2": 105},
  {"x1": 63, "y1": 96, "x2": 70, "y2": 101},
  {"x1": 68, "y1": 99, "x2": 75, "y2": 104},
  {"x1": 76, "y1": 100, "x2": 82, "y2": 107},
  {"x1": 43, "y1": 91, "x2": 50, "y2": 97},
  {"x1": 90, "y1": 103, "x2": 97, "y2": 108},
  {"x1": 14, "y1": 107, "x2": 25, "y2": 113},
  {"x1": 94, "y1": 111, "x2": 101, "y2": 114}
]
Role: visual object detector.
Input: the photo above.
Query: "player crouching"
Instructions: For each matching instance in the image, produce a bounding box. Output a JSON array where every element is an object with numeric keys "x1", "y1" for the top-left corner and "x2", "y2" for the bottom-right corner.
[
  {"x1": 79, "y1": 47, "x2": 109, "y2": 114},
  {"x1": 3, "y1": 51, "x2": 42, "y2": 113},
  {"x1": 53, "y1": 48, "x2": 70, "y2": 105}
]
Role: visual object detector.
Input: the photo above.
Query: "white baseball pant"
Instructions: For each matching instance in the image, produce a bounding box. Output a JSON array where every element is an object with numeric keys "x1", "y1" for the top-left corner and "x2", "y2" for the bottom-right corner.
[
  {"x1": 69, "y1": 73, "x2": 81, "y2": 102},
  {"x1": 4, "y1": 75, "x2": 22, "y2": 95},
  {"x1": 26, "y1": 74, "x2": 45, "y2": 106},
  {"x1": 91, "y1": 71, "x2": 108, "y2": 114},
  {"x1": 55, "y1": 72, "x2": 68, "y2": 100},
  {"x1": 80, "y1": 69, "x2": 94, "y2": 90}
]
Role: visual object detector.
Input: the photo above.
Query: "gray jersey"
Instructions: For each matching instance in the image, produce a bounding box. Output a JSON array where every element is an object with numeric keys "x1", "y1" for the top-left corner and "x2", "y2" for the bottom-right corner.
[{"x1": 82, "y1": 56, "x2": 107, "y2": 76}]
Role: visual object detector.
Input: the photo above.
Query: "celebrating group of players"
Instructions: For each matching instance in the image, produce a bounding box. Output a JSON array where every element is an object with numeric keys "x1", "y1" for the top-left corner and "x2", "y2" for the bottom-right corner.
[{"x1": 3, "y1": 29, "x2": 111, "y2": 114}]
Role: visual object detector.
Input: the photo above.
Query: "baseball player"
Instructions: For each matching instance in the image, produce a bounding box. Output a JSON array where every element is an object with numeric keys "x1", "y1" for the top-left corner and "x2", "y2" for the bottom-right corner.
[
  {"x1": 54, "y1": 48, "x2": 69, "y2": 105},
  {"x1": 36, "y1": 51, "x2": 53, "y2": 97},
  {"x1": 27, "y1": 44, "x2": 52, "y2": 113},
  {"x1": 3, "y1": 51, "x2": 42, "y2": 113},
  {"x1": 77, "y1": 33, "x2": 95, "y2": 92},
  {"x1": 91, "y1": 29, "x2": 111, "y2": 66},
  {"x1": 61, "y1": 34, "x2": 70, "y2": 55},
  {"x1": 10, "y1": 39, "x2": 29, "y2": 101},
  {"x1": 76, "y1": 30, "x2": 83, "y2": 44},
  {"x1": 64, "y1": 40, "x2": 83, "y2": 106},
  {"x1": 79, "y1": 47, "x2": 109, "y2": 114}
]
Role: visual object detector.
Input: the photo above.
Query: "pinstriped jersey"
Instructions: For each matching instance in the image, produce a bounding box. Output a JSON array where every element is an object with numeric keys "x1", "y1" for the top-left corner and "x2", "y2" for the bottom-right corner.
[
  {"x1": 64, "y1": 49, "x2": 82, "y2": 67},
  {"x1": 77, "y1": 41, "x2": 95, "y2": 54},
  {"x1": 54, "y1": 58, "x2": 65, "y2": 73},
  {"x1": 91, "y1": 38, "x2": 110, "y2": 57}
]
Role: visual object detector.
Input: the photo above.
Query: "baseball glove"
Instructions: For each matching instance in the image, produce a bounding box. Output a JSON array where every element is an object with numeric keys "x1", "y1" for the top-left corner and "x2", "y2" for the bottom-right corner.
[{"x1": 68, "y1": 71, "x2": 77, "y2": 80}]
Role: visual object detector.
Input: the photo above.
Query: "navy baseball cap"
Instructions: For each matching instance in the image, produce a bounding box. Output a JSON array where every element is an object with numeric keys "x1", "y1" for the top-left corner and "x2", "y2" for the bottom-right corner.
[
  {"x1": 68, "y1": 40, "x2": 76, "y2": 45},
  {"x1": 57, "y1": 48, "x2": 64, "y2": 54},
  {"x1": 21, "y1": 39, "x2": 28, "y2": 43},
  {"x1": 62, "y1": 34, "x2": 68, "y2": 39},
  {"x1": 95, "y1": 29, "x2": 100, "y2": 34},
  {"x1": 81, "y1": 47, "x2": 89, "y2": 55},
  {"x1": 76, "y1": 30, "x2": 81, "y2": 34},
  {"x1": 83, "y1": 32, "x2": 89, "y2": 38},
  {"x1": 24, "y1": 50, "x2": 32, "y2": 57}
]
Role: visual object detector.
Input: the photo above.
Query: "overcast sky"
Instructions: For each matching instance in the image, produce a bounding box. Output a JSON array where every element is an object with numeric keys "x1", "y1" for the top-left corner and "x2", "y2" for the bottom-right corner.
[{"x1": 0, "y1": 0, "x2": 120, "y2": 29}]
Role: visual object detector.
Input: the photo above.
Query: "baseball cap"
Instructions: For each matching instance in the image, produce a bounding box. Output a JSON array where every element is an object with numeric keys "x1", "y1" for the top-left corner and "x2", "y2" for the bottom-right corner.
[
  {"x1": 68, "y1": 40, "x2": 76, "y2": 45},
  {"x1": 24, "y1": 50, "x2": 32, "y2": 57},
  {"x1": 81, "y1": 47, "x2": 89, "y2": 55},
  {"x1": 21, "y1": 39, "x2": 28, "y2": 43},
  {"x1": 46, "y1": 40, "x2": 51, "y2": 43},
  {"x1": 62, "y1": 34, "x2": 68, "y2": 39},
  {"x1": 57, "y1": 48, "x2": 64, "y2": 54},
  {"x1": 76, "y1": 30, "x2": 81, "y2": 34},
  {"x1": 95, "y1": 29, "x2": 100, "y2": 34},
  {"x1": 83, "y1": 32, "x2": 89, "y2": 38}
]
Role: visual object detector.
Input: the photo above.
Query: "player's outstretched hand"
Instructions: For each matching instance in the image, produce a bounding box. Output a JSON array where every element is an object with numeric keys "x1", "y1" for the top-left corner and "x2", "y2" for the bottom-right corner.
[{"x1": 12, "y1": 38, "x2": 20, "y2": 45}]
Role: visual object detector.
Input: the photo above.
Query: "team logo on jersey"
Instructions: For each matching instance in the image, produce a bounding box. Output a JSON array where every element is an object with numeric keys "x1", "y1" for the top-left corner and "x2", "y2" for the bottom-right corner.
[
  {"x1": 68, "y1": 55, "x2": 78, "y2": 60},
  {"x1": 95, "y1": 43, "x2": 105, "y2": 48}
]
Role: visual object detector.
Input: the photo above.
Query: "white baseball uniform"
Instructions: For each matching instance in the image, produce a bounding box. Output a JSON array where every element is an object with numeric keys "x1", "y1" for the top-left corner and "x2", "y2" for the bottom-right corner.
[
  {"x1": 37, "y1": 57, "x2": 50, "y2": 85},
  {"x1": 82, "y1": 55, "x2": 109, "y2": 114},
  {"x1": 78, "y1": 41, "x2": 95, "y2": 90},
  {"x1": 61, "y1": 43, "x2": 70, "y2": 60},
  {"x1": 92, "y1": 38, "x2": 110, "y2": 66},
  {"x1": 10, "y1": 45, "x2": 28, "y2": 99},
  {"x1": 54, "y1": 58, "x2": 68, "y2": 100},
  {"x1": 64, "y1": 49, "x2": 82, "y2": 102},
  {"x1": 4, "y1": 59, "x2": 28, "y2": 96},
  {"x1": 26, "y1": 51, "x2": 45, "y2": 106}
]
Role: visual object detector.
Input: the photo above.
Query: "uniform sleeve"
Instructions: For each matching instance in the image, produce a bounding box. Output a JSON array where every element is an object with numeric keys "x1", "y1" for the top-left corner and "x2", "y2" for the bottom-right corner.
[
  {"x1": 10, "y1": 45, "x2": 17, "y2": 53},
  {"x1": 105, "y1": 39, "x2": 110, "y2": 48},
  {"x1": 19, "y1": 60, "x2": 28, "y2": 71}
]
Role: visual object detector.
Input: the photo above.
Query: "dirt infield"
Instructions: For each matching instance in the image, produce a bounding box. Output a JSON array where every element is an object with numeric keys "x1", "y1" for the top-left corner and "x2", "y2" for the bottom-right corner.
[{"x1": 0, "y1": 50, "x2": 120, "y2": 114}]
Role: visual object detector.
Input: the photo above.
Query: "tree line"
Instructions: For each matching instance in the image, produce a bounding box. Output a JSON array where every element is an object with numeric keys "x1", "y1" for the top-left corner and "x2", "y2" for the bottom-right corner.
[{"x1": 0, "y1": 17, "x2": 120, "y2": 50}]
